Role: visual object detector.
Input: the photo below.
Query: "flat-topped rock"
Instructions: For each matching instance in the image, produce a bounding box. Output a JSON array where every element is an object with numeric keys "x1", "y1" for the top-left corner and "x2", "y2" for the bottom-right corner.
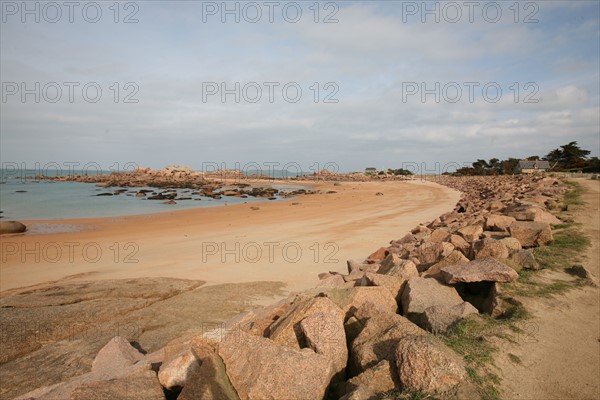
[
  {"x1": 440, "y1": 258, "x2": 518, "y2": 284},
  {"x1": 485, "y1": 214, "x2": 516, "y2": 232},
  {"x1": 69, "y1": 369, "x2": 165, "y2": 400},
  {"x1": 505, "y1": 204, "x2": 561, "y2": 225},
  {"x1": 302, "y1": 287, "x2": 398, "y2": 320},
  {"x1": 377, "y1": 254, "x2": 419, "y2": 280}
]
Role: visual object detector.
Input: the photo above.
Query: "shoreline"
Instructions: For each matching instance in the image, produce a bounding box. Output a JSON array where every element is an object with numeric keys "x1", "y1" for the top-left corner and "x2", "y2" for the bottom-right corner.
[
  {"x1": 0, "y1": 177, "x2": 316, "y2": 223},
  {"x1": 0, "y1": 179, "x2": 461, "y2": 293}
]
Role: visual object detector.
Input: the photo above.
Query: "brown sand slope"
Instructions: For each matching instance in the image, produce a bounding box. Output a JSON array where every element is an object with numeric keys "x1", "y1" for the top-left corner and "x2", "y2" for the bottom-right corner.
[
  {"x1": 1, "y1": 180, "x2": 460, "y2": 293},
  {"x1": 497, "y1": 178, "x2": 600, "y2": 399}
]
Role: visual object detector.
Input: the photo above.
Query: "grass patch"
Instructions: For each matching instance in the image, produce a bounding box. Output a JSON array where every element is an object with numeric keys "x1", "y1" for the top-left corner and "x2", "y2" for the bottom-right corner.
[
  {"x1": 376, "y1": 389, "x2": 434, "y2": 400},
  {"x1": 533, "y1": 228, "x2": 590, "y2": 271},
  {"x1": 506, "y1": 267, "x2": 589, "y2": 298},
  {"x1": 441, "y1": 313, "x2": 528, "y2": 400},
  {"x1": 562, "y1": 181, "x2": 585, "y2": 207},
  {"x1": 501, "y1": 302, "x2": 529, "y2": 320},
  {"x1": 550, "y1": 222, "x2": 577, "y2": 230},
  {"x1": 508, "y1": 353, "x2": 522, "y2": 364},
  {"x1": 444, "y1": 318, "x2": 497, "y2": 367},
  {"x1": 516, "y1": 269, "x2": 535, "y2": 284}
]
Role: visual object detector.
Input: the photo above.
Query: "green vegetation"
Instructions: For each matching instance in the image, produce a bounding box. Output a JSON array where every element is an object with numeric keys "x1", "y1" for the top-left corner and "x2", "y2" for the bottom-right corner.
[
  {"x1": 562, "y1": 181, "x2": 585, "y2": 207},
  {"x1": 508, "y1": 354, "x2": 522, "y2": 364},
  {"x1": 441, "y1": 309, "x2": 529, "y2": 400},
  {"x1": 505, "y1": 182, "x2": 592, "y2": 299},
  {"x1": 534, "y1": 230, "x2": 590, "y2": 270},
  {"x1": 546, "y1": 141, "x2": 599, "y2": 172},
  {"x1": 449, "y1": 142, "x2": 599, "y2": 175},
  {"x1": 377, "y1": 390, "x2": 434, "y2": 400},
  {"x1": 386, "y1": 168, "x2": 414, "y2": 176}
]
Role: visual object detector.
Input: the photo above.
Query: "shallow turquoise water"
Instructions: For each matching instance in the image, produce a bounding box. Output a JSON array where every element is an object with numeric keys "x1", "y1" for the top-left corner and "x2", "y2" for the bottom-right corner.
[{"x1": 0, "y1": 179, "x2": 306, "y2": 221}]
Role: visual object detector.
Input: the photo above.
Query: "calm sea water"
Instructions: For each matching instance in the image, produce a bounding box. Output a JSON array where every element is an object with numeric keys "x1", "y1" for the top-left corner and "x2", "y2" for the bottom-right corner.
[{"x1": 0, "y1": 171, "x2": 307, "y2": 221}]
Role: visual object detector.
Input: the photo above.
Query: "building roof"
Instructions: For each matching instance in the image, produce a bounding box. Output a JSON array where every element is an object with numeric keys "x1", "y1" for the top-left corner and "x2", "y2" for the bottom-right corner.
[{"x1": 518, "y1": 160, "x2": 551, "y2": 169}]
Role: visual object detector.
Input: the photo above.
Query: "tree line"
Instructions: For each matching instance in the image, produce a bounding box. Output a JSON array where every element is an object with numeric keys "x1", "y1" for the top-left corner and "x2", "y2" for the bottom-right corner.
[{"x1": 449, "y1": 141, "x2": 599, "y2": 176}]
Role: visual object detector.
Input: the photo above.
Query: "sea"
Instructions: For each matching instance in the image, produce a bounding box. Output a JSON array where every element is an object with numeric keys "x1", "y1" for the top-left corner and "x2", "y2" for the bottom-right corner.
[{"x1": 0, "y1": 170, "x2": 308, "y2": 221}]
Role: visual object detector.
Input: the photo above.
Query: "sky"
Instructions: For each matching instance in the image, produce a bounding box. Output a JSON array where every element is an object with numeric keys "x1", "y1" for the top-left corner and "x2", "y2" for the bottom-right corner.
[{"x1": 1, "y1": 0, "x2": 599, "y2": 174}]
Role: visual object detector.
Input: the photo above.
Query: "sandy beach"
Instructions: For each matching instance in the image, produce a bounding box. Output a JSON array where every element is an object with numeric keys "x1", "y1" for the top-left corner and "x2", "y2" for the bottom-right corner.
[{"x1": 0, "y1": 179, "x2": 460, "y2": 293}]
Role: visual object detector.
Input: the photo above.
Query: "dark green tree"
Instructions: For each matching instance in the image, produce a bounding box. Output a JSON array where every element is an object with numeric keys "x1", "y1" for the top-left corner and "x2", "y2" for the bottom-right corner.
[
  {"x1": 546, "y1": 141, "x2": 590, "y2": 170},
  {"x1": 583, "y1": 157, "x2": 600, "y2": 173},
  {"x1": 488, "y1": 158, "x2": 501, "y2": 174},
  {"x1": 500, "y1": 158, "x2": 520, "y2": 175}
]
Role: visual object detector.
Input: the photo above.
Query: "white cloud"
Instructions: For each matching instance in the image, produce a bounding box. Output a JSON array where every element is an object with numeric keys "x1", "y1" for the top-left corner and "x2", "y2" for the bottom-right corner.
[{"x1": 1, "y1": 1, "x2": 598, "y2": 171}]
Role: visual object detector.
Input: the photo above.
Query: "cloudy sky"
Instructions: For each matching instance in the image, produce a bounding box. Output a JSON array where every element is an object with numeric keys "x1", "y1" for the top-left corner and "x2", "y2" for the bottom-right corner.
[{"x1": 1, "y1": 0, "x2": 599, "y2": 173}]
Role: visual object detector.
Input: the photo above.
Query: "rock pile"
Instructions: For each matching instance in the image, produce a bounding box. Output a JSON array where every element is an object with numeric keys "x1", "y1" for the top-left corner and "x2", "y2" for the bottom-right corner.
[
  {"x1": 17, "y1": 175, "x2": 566, "y2": 399},
  {"x1": 27, "y1": 167, "x2": 318, "y2": 201},
  {"x1": 291, "y1": 170, "x2": 414, "y2": 182}
]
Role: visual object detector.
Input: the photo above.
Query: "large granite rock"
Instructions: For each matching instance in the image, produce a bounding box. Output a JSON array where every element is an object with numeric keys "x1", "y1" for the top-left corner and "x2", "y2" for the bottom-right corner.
[
  {"x1": 303, "y1": 287, "x2": 398, "y2": 320},
  {"x1": 422, "y1": 250, "x2": 470, "y2": 279},
  {"x1": 395, "y1": 335, "x2": 467, "y2": 395},
  {"x1": 500, "y1": 237, "x2": 522, "y2": 251},
  {"x1": 178, "y1": 347, "x2": 239, "y2": 400},
  {"x1": 377, "y1": 254, "x2": 419, "y2": 280},
  {"x1": 508, "y1": 221, "x2": 553, "y2": 247},
  {"x1": 349, "y1": 304, "x2": 425, "y2": 375},
  {"x1": 317, "y1": 274, "x2": 346, "y2": 288},
  {"x1": 449, "y1": 234, "x2": 471, "y2": 256},
  {"x1": 420, "y1": 302, "x2": 479, "y2": 334},
  {"x1": 15, "y1": 345, "x2": 156, "y2": 400},
  {"x1": 484, "y1": 214, "x2": 516, "y2": 232},
  {"x1": 367, "y1": 247, "x2": 389, "y2": 261},
  {"x1": 339, "y1": 385, "x2": 375, "y2": 400},
  {"x1": 440, "y1": 258, "x2": 518, "y2": 284},
  {"x1": 91, "y1": 336, "x2": 144, "y2": 375},
  {"x1": 505, "y1": 204, "x2": 561, "y2": 224},
  {"x1": 429, "y1": 228, "x2": 451, "y2": 243},
  {"x1": 364, "y1": 272, "x2": 408, "y2": 302},
  {"x1": 470, "y1": 238, "x2": 510, "y2": 260},
  {"x1": 269, "y1": 296, "x2": 343, "y2": 349},
  {"x1": 510, "y1": 248, "x2": 540, "y2": 270},
  {"x1": 346, "y1": 360, "x2": 399, "y2": 395},
  {"x1": 300, "y1": 311, "x2": 348, "y2": 382},
  {"x1": 457, "y1": 225, "x2": 483, "y2": 243},
  {"x1": 69, "y1": 369, "x2": 165, "y2": 400},
  {"x1": 158, "y1": 348, "x2": 200, "y2": 390},
  {"x1": 0, "y1": 220, "x2": 27, "y2": 235},
  {"x1": 417, "y1": 241, "x2": 455, "y2": 267},
  {"x1": 401, "y1": 278, "x2": 464, "y2": 317},
  {"x1": 218, "y1": 331, "x2": 333, "y2": 400}
]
